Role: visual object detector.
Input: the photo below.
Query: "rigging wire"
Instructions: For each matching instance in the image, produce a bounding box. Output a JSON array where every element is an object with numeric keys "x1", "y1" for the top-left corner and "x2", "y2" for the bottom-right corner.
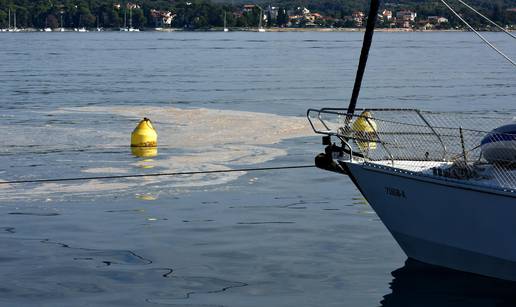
[
  {"x1": 0, "y1": 165, "x2": 316, "y2": 185},
  {"x1": 440, "y1": 0, "x2": 516, "y2": 67},
  {"x1": 455, "y1": 0, "x2": 516, "y2": 40}
]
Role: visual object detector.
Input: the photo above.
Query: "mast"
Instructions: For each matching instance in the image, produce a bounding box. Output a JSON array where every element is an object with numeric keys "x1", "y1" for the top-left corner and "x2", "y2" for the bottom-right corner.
[
  {"x1": 129, "y1": 7, "x2": 132, "y2": 28},
  {"x1": 13, "y1": 10, "x2": 16, "y2": 30},
  {"x1": 346, "y1": 0, "x2": 381, "y2": 115},
  {"x1": 258, "y1": 8, "x2": 263, "y2": 29}
]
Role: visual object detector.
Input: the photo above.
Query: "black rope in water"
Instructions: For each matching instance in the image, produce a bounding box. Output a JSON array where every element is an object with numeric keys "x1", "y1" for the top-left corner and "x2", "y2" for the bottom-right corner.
[{"x1": 0, "y1": 165, "x2": 316, "y2": 185}]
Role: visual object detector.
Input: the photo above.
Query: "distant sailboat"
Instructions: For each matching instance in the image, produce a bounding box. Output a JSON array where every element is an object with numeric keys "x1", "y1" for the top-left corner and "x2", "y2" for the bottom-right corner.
[
  {"x1": 59, "y1": 14, "x2": 65, "y2": 32},
  {"x1": 43, "y1": 18, "x2": 52, "y2": 32},
  {"x1": 13, "y1": 11, "x2": 20, "y2": 32},
  {"x1": 258, "y1": 7, "x2": 265, "y2": 32},
  {"x1": 223, "y1": 12, "x2": 229, "y2": 32},
  {"x1": 128, "y1": 7, "x2": 139, "y2": 32},
  {"x1": 120, "y1": 6, "x2": 128, "y2": 31},
  {"x1": 8, "y1": 9, "x2": 20, "y2": 32},
  {"x1": 6, "y1": 8, "x2": 11, "y2": 31},
  {"x1": 96, "y1": 16, "x2": 103, "y2": 32},
  {"x1": 76, "y1": 15, "x2": 88, "y2": 32}
]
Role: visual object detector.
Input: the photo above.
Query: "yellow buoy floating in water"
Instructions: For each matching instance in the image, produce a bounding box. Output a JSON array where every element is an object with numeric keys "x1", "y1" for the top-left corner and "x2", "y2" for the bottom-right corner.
[
  {"x1": 131, "y1": 118, "x2": 158, "y2": 157},
  {"x1": 352, "y1": 111, "x2": 377, "y2": 151}
]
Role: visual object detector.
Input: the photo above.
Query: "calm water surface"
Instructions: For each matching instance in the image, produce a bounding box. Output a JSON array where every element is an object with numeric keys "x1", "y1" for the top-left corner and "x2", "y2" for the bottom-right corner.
[{"x1": 0, "y1": 32, "x2": 515, "y2": 306}]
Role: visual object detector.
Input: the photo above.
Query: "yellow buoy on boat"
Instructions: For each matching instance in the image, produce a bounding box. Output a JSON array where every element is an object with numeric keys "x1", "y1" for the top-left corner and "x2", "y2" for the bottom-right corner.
[
  {"x1": 352, "y1": 111, "x2": 377, "y2": 151},
  {"x1": 352, "y1": 111, "x2": 377, "y2": 133}
]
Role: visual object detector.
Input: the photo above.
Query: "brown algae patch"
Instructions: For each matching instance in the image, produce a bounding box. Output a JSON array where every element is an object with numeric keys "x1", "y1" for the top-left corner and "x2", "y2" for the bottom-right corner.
[
  {"x1": 81, "y1": 167, "x2": 131, "y2": 174},
  {"x1": 1, "y1": 107, "x2": 312, "y2": 200},
  {"x1": 56, "y1": 106, "x2": 311, "y2": 148}
]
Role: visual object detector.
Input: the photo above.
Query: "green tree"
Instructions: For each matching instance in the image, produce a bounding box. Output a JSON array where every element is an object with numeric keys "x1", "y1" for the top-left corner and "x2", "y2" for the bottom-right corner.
[
  {"x1": 46, "y1": 14, "x2": 58, "y2": 28},
  {"x1": 0, "y1": 9, "x2": 7, "y2": 28},
  {"x1": 132, "y1": 8, "x2": 146, "y2": 28}
]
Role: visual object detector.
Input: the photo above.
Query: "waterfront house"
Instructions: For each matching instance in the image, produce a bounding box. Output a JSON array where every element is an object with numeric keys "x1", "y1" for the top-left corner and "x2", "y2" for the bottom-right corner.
[
  {"x1": 352, "y1": 11, "x2": 365, "y2": 27},
  {"x1": 396, "y1": 10, "x2": 417, "y2": 22},
  {"x1": 243, "y1": 5, "x2": 256, "y2": 13},
  {"x1": 127, "y1": 3, "x2": 140, "y2": 9},
  {"x1": 266, "y1": 6, "x2": 279, "y2": 20},
  {"x1": 150, "y1": 9, "x2": 175, "y2": 27},
  {"x1": 428, "y1": 16, "x2": 449, "y2": 24},
  {"x1": 382, "y1": 9, "x2": 393, "y2": 21}
]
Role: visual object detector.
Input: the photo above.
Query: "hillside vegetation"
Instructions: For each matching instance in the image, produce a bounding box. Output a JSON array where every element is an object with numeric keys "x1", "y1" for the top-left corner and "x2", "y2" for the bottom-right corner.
[{"x1": 0, "y1": 0, "x2": 514, "y2": 29}]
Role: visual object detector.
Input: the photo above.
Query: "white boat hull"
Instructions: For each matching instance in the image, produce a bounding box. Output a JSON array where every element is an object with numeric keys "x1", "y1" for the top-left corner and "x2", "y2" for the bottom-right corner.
[{"x1": 344, "y1": 161, "x2": 516, "y2": 281}]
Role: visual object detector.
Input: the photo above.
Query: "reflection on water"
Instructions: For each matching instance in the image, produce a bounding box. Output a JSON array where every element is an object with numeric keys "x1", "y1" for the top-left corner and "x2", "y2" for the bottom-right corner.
[
  {"x1": 382, "y1": 259, "x2": 516, "y2": 307},
  {"x1": 131, "y1": 147, "x2": 157, "y2": 158},
  {"x1": 0, "y1": 32, "x2": 514, "y2": 306}
]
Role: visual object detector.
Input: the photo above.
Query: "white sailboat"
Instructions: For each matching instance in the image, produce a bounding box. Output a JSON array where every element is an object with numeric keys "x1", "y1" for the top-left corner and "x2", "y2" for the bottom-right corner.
[
  {"x1": 258, "y1": 7, "x2": 266, "y2": 32},
  {"x1": 59, "y1": 14, "x2": 65, "y2": 32},
  {"x1": 120, "y1": 6, "x2": 128, "y2": 31},
  {"x1": 7, "y1": 8, "x2": 10, "y2": 31},
  {"x1": 223, "y1": 12, "x2": 229, "y2": 32},
  {"x1": 96, "y1": 16, "x2": 103, "y2": 32},
  {"x1": 76, "y1": 15, "x2": 88, "y2": 32},
  {"x1": 8, "y1": 9, "x2": 20, "y2": 32},
  {"x1": 308, "y1": 0, "x2": 516, "y2": 281},
  {"x1": 43, "y1": 20, "x2": 52, "y2": 32},
  {"x1": 128, "y1": 7, "x2": 139, "y2": 32}
]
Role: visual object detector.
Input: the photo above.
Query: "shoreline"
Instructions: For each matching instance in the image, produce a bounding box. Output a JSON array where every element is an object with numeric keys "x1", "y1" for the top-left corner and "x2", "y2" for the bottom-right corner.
[{"x1": 2, "y1": 27, "x2": 508, "y2": 33}]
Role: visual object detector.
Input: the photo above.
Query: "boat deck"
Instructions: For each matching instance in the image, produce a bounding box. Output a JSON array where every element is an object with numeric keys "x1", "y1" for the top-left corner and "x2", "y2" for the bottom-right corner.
[{"x1": 308, "y1": 108, "x2": 516, "y2": 193}]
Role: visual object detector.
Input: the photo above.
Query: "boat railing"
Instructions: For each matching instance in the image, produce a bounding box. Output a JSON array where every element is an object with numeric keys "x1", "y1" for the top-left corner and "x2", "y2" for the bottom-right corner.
[
  {"x1": 307, "y1": 108, "x2": 515, "y2": 191},
  {"x1": 307, "y1": 108, "x2": 448, "y2": 161}
]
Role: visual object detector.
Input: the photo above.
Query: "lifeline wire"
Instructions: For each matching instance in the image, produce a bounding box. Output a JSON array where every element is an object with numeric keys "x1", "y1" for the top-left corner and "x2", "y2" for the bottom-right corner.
[
  {"x1": 455, "y1": 0, "x2": 516, "y2": 40},
  {"x1": 0, "y1": 165, "x2": 316, "y2": 185},
  {"x1": 440, "y1": 0, "x2": 516, "y2": 67}
]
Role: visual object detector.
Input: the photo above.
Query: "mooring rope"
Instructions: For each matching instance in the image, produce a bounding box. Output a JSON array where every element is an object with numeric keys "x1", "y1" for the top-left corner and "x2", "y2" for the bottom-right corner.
[
  {"x1": 0, "y1": 165, "x2": 316, "y2": 185},
  {"x1": 440, "y1": 0, "x2": 516, "y2": 67}
]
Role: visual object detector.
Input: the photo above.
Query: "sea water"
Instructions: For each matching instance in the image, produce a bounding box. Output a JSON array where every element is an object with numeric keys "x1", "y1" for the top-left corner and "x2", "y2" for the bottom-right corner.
[{"x1": 0, "y1": 31, "x2": 515, "y2": 306}]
